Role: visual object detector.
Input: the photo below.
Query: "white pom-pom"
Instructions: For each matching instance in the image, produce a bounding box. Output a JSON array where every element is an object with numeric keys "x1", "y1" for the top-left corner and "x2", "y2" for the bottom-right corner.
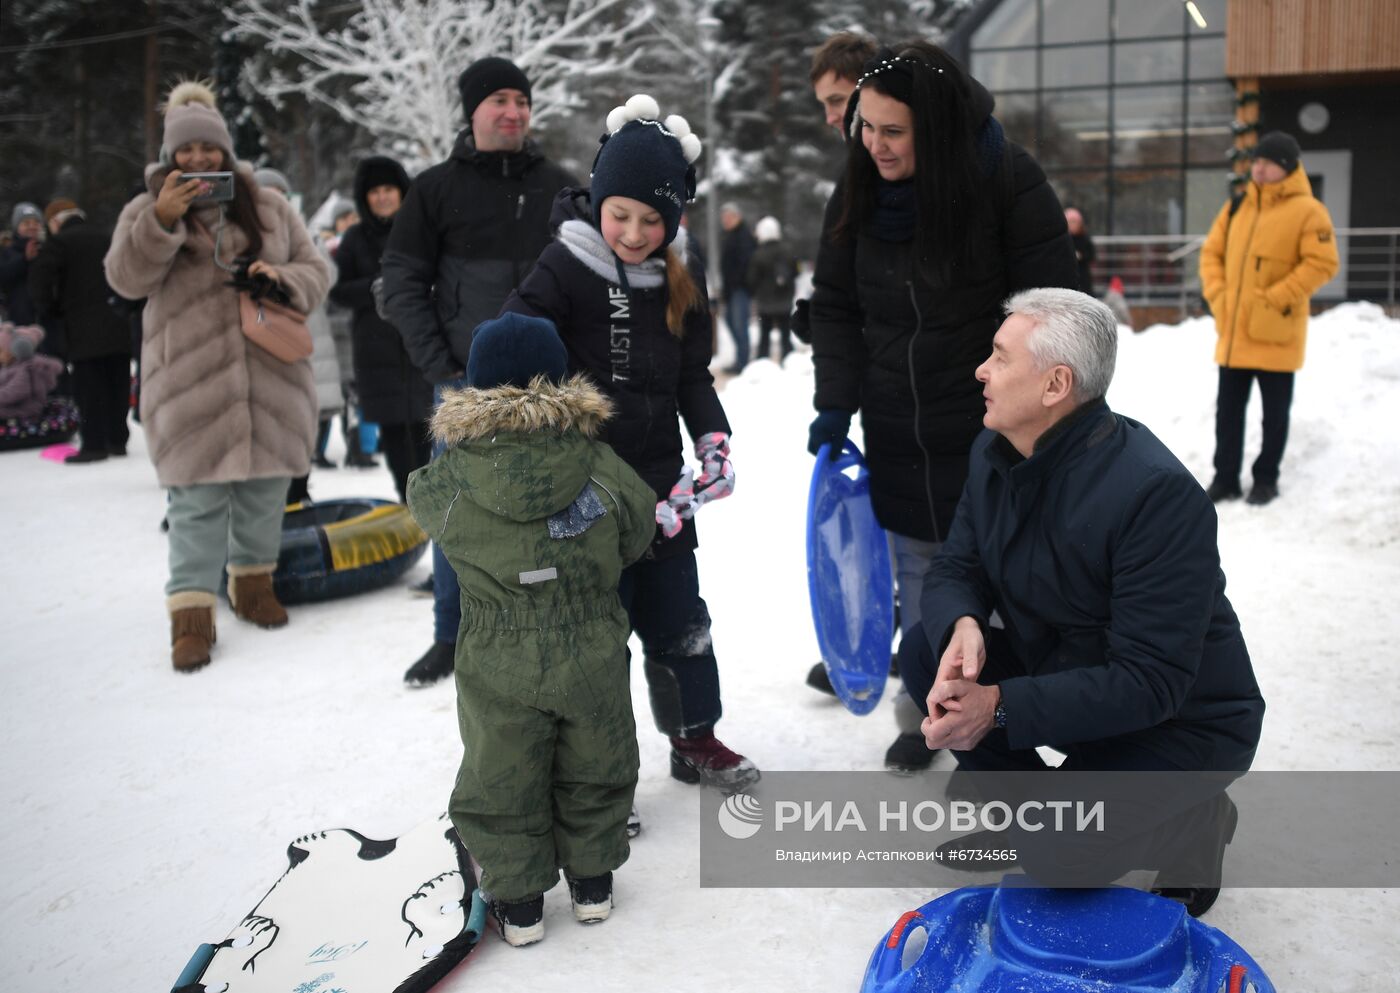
[
  {"x1": 605, "y1": 105, "x2": 632, "y2": 133},
  {"x1": 165, "y1": 80, "x2": 217, "y2": 112},
  {"x1": 625, "y1": 94, "x2": 660, "y2": 120},
  {"x1": 664, "y1": 115, "x2": 691, "y2": 138},
  {"x1": 680, "y1": 133, "x2": 703, "y2": 164}
]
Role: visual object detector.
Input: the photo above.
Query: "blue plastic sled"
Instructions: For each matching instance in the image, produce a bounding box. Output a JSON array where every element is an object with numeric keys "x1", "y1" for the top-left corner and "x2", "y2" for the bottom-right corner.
[
  {"x1": 806, "y1": 441, "x2": 896, "y2": 715},
  {"x1": 862, "y1": 884, "x2": 1275, "y2": 993}
]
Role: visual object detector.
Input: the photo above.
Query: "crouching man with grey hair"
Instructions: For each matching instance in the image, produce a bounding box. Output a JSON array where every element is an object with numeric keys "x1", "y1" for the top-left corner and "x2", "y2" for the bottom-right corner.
[{"x1": 897, "y1": 287, "x2": 1265, "y2": 776}]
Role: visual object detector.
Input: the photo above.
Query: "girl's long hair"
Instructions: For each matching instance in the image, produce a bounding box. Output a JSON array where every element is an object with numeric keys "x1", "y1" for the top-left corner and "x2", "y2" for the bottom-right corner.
[
  {"x1": 833, "y1": 41, "x2": 984, "y2": 284},
  {"x1": 664, "y1": 248, "x2": 702, "y2": 336}
]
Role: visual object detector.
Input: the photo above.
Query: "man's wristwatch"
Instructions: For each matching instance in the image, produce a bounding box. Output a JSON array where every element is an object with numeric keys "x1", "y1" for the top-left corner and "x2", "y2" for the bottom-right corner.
[{"x1": 993, "y1": 701, "x2": 1007, "y2": 729}]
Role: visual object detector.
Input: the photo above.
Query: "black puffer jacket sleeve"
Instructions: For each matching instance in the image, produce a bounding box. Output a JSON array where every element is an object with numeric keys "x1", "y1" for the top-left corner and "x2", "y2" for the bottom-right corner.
[
  {"x1": 380, "y1": 178, "x2": 456, "y2": 383},
  {"x1": 808, "y1": 181, "x2": 866, "y2": 414},
  {"x1": 501, "y1": 247, "x2": 572, "y2": 330},
  {"x1": 1002, "y1": 145, "x2": 1078, "y2": 293}
]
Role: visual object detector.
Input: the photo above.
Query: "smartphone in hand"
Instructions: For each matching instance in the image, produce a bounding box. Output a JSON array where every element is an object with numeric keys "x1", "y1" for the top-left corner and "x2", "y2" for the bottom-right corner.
[{"x1": 183, "y1": 171, "x2": 235, "y2": 204}]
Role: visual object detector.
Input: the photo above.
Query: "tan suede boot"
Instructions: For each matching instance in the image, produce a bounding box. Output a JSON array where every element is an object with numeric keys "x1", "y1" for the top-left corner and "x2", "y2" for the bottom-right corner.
[
  {"x1": 168, "y1": 591, "x2": 217, "y2": 672},
  {"x1": 227, "y1": 564, "x2": 289, "y2": 628}
]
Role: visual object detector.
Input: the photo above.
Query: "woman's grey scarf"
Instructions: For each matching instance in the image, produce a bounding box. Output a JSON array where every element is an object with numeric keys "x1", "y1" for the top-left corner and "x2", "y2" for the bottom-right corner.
[{"x1": 557, "y1": 218, "x2": 688, "y2": 290}]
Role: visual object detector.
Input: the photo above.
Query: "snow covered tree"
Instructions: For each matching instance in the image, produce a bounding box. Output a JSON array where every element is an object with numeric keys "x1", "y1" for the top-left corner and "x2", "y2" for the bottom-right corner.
[{"x1": 224, "y1": 0, "x2": 657, "y2": 168}]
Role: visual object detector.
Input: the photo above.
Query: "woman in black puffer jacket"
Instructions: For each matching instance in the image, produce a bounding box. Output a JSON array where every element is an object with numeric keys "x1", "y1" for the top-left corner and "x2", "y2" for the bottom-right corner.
[
  {"x1": 808, "y1": 42, "x2": 1078, "y2": 770},
  {"x1": 330, "y1": 156, "x2": 432, "y2": 501}
]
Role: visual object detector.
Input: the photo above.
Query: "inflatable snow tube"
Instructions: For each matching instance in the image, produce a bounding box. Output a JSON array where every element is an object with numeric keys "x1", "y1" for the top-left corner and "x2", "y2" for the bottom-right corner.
[
  {"x1": 861, "y1": 884, "x2": 1274, "y2": 993},
  {"x1": 274, "y1": 498, "x2": 428, "y2": 604},
  {"x1": 0, "y1": 395, "x2": 79, "y2": 452}
]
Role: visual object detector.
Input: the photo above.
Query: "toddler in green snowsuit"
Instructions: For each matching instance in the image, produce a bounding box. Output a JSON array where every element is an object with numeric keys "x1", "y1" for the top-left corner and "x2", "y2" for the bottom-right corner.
[{"x1": 406, "y1": 313, "x2": 658, "y2": 947}]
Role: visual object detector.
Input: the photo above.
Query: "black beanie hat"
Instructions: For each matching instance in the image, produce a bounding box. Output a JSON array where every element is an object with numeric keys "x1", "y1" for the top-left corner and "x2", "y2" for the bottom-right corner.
[
  {"x1": 466, "y1": 313, "x2": 567, "y2": 389},
  {"x1": 359, "y1": 157, "x2": 408, "y2": 195},
  {"x1": 457, "y1": 57, "x2": 531, "y2": 126},
  {"x1": 1252, "y1": 131, "x2": 1301, "y2": 175},
  {"x1": 590, "y1": 95, "x2": 703, "y2": 250}
]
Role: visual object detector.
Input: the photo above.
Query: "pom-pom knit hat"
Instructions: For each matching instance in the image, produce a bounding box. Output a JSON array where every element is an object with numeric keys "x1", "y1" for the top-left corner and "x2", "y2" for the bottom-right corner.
[
  {"x1": 466, "y1": 313, "x2": 568, "y2": 389},
  {"x1": 590, "y1": 94, "x2": 703, "y2": 250},
  {"x1": 162, "y1": 81, "x2": 234, "y2": 163}
]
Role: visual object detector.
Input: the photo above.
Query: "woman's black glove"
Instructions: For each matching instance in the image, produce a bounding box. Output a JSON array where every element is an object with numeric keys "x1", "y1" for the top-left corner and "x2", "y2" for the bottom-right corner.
[
  {"x1": 225, "y1": 256, "x2": 291, "y2": 306},
  {"x1": 808, "y1": 409, "x2": 852, "y2": 459}
]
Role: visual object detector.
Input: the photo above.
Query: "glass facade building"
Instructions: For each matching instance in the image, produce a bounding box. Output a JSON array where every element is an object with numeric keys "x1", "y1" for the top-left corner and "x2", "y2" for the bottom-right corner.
[{"x1": 960, "y1": 0, "x2": 1234, "y2": 235}]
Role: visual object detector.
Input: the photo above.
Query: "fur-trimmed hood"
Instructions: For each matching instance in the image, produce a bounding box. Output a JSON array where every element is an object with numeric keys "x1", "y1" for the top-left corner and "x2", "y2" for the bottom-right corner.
[
  {"x1": 431, "y1": 373, "x2": 612, "y2": 444},
  {"x1": 422, "y1": 374, "x2": 621, "y2": 525}
]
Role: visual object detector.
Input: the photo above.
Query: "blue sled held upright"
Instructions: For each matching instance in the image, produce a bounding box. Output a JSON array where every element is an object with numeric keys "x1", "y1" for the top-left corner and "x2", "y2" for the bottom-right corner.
[
  {"x1": 807, "y1": 441, "x2": 896, "y2": 716},
  {"x1": 862, "y1": 884, "x2": 1274, "y2": 993}
]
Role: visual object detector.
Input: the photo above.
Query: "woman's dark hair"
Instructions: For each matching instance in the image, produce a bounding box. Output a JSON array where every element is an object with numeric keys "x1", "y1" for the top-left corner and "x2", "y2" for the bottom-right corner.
[
  {"x1": 833, "y1": 41, "x2": 984, "y2": 284},
  {"x1": 225, "y1": 155, "x2": 268, "y2": 259}
]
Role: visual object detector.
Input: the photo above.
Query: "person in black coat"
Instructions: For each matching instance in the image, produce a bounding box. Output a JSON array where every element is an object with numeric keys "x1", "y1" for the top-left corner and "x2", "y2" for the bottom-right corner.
[
  {"x1": 808, "y1": 42, "x2": 1078, "y2": 773},
  {"x1": 1, "y1": 203, "x2": 44, "y2": 328},
  {"x1": 330, "y1": 155, "x2": 430, "y2": 502},
  {"x1": 378, "y1": 57, "x2": 578, "y2": 687},
  {"x1": 718, "y1": 203, "x2": 756, "y2": 373},
  {"x1": 900, "y1": 287, "x2": 1264, "y2": 775},
  {"x1": 500, "y1": 96, "x2": 758, "y2": 794},
  {"x1": 746, "y1": 216, "x2": 798, "y2": 362},
  {"x1": 29, "y1": 199, "x2": 132, "y2": 462},
  {"x1": 1065, "y1": 206, "x2": 1096, "y2": 295}
]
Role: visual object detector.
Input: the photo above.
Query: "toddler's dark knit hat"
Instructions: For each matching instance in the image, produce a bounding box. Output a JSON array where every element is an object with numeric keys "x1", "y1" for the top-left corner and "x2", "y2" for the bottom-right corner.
[
  {"x1": 458, "y1": 57, "x2": 531, "y2": 126},
  {"x1": 1252, "y1": 131, "x2": 1301, "y2": 175},
  {"x1": 590, "y1": 94, "x2": 703, "y2": 250},
  {"x1": 467, "y1": 313, "x2": 568, "y2": 389}
]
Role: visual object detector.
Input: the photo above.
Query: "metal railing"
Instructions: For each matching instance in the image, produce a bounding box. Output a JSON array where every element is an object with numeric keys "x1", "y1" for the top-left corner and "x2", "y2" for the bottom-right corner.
[{"x1": 1092, "y1": 228, "x2": 1400, "y2": 316}]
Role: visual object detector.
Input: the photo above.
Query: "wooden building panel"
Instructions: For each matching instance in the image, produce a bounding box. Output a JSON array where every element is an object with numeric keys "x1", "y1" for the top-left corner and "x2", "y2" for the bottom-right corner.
[{"x1": 1227, "y1": 0, "x2": 1400, "y2": 77}]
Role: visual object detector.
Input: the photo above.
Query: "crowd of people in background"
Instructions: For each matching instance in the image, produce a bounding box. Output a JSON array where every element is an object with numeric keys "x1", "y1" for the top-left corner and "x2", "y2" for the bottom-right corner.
[{"x1": 3, "y1": 26, "x2": 1337, "y2": 946}]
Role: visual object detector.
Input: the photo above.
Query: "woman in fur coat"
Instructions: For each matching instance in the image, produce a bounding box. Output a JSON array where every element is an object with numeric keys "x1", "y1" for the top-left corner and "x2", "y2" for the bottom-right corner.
[{"x1": 105, "y1": 82, "x2": 331, "y2": 672}]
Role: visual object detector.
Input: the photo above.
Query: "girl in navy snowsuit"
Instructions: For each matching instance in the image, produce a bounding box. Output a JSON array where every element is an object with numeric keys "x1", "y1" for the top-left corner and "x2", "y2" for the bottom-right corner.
[{"x1": 501, "y1": 96, "x2": 758, "y2": 794}]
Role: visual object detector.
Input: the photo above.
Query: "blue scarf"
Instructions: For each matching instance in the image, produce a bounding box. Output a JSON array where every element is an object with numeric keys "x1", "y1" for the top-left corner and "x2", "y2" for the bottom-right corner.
[{"x1": 869, "y1": 179, "x2": 916, "y2": 243}]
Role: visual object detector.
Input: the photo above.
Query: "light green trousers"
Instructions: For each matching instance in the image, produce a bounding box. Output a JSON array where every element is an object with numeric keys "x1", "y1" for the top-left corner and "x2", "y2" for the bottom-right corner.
[{"x1": 165, "y1": 477, "x2": 289, "y2": 595}]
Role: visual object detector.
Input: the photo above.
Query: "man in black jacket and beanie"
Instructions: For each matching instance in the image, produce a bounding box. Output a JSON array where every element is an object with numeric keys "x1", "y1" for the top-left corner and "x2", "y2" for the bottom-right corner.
[
  {"x1": 381, "y1": 56, "x2": 577, "y2": 687},
  {"x1": 898, "y1": 287, "x2": 1264, "y2": 775},
  {"x1": 30, "y1": 199, "x2": 131, "y2": 463}
]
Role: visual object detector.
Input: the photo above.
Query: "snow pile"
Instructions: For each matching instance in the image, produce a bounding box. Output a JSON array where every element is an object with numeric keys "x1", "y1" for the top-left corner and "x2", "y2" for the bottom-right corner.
[{"x1": 2, "y1": 305, "x2": 1398, "y2": 991}]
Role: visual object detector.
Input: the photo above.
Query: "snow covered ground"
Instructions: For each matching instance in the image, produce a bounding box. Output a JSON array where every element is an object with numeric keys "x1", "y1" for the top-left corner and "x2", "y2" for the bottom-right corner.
[{"x1": 3, "y1": 303, "x2": 1398, "y2": 992}]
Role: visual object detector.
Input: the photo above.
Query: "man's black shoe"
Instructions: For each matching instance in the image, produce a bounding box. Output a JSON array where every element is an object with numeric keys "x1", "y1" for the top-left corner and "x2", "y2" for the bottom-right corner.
[
  {"x1": 404, "y1": 641, "x2": 455, "y2": 687},
  {"x1": 65, "y1": 448, "x2": 108, "y2": 464},
  {"x1": 1245, "y1": 482, "x2": 1279, "y2": 506},
  {"x1": 806, "y1": 662, "x2": 837, "y2": 696},
  {"x1": 885, "y1": 732, "x2": 935, "y2": 775},
  {"x1": 1151, "y1": 886, "x2": 1220, "y2": 918},
  {"x1": 1205, "y1": 478, "x2": 1242, "y2": 502}
]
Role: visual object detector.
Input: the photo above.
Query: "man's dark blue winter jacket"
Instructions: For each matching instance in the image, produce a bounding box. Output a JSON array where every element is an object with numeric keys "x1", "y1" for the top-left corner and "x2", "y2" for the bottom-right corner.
[{"x1": 921, "y1": 399, "x2": 1265, "y2": 771}]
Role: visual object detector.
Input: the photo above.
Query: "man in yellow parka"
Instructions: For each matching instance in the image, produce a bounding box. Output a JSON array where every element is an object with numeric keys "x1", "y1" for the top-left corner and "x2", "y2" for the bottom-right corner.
[{"x1": 1199, "y1": 131, "x2": 1338, "y2": 506}]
